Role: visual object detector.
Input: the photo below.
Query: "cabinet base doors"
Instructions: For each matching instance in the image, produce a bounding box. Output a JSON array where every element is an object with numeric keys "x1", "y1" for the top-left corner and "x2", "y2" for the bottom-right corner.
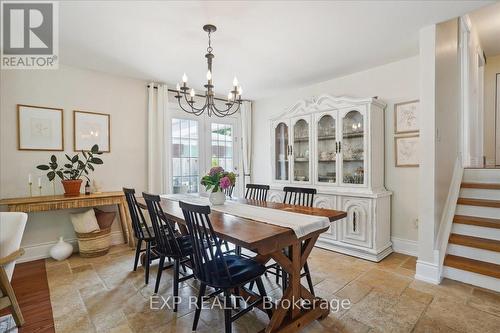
[{"x1": 340, "y1": 198, "x2": 372, "y2": 248}]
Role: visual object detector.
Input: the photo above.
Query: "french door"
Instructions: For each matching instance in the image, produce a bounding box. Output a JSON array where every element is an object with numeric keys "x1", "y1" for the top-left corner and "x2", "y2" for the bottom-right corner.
[{"x1": 168, "y1": 106, "x2": 240, "y2": 195}]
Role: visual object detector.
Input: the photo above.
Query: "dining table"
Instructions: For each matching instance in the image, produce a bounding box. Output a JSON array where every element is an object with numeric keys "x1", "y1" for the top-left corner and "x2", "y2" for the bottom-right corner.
[{"x1": 137, "y1": 195, "x2": 347, "y2": 333}]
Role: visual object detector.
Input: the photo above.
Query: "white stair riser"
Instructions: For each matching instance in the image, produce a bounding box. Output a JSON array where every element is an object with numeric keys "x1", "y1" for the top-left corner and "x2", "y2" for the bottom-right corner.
[
  {"x1": 463, "y1": 169, "x2": 500, "y2": 183},
  {"x1": 442, "y1": 266, "x2": 500, "y2": 292},
  {"x1": 455, "y1": 205, "x2": 500, "y2": 220},
  {"x1": 451, "y1": 223, "x2": 500, "y2": 241},
  {"x1": 447, "y1": 244, "x2": 500, "y2": 265},
  {"x1": 460, "y1": 188, "x2": 500, "y2": 200}
]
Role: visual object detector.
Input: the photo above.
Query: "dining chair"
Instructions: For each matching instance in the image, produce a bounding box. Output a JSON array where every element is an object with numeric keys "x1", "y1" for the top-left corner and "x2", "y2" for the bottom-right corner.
[
  {"x1": 0, "y1": 212, "x2": 27, "y2": 327},
  {"x1": 235, "y1": 184, "x2": 271, "y2": 256},
  {"x1": 123, "y1": 188, "x2": 157, "y2": 284},
  {"x1": 274, "y1": 186, "x2": 317, "y2": 295},
  {"x1": 223, "y1": 185, "x2": 235, "y2": 198},
  {"x1": 244, "y1": 184, "x2": 270, "y2": 201},
  {"x1": 179, "y1": 201, "x2": 272, "y2": 333},
  {"x1": 143, "y1": 193, "x2": 194, "y2": 311}
]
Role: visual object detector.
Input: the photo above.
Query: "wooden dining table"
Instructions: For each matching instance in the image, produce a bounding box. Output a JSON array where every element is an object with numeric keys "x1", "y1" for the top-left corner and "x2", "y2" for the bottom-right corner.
[{"x1": 137, "y1": 196, "x2": 347, "y2": 333}]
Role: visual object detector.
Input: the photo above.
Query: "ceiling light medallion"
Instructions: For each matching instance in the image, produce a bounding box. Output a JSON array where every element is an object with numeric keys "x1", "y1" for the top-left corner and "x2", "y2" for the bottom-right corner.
[{"x1": 175, "y1": 24, "x2": 242, "y2": 117}]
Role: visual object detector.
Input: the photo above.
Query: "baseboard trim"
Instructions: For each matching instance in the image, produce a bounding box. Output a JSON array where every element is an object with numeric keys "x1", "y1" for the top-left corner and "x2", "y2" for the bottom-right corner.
[
  {"x1": 18, "y1": 231, "x2": 125, "y2": 263},
  {"x1": 415, "y1": 259, "x2": 441, "y2": 284},
  {"x1": 391, "y1": 237, "x2": 418, "y2": 256}
]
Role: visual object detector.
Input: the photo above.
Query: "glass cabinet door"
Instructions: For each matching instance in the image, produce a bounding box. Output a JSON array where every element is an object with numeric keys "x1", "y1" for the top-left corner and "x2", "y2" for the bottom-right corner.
[
  {"x1": 341, "y1": 110, "x2": 365, "y2": 185},
  {"x1": 274, "y1": 122, "x2": 289, "y2": 181},
  {"x1": 317, "y1": 114, "x2": 337, "y2": 184},
  {"x1": 292, "y1": 118, "x2": 310, "y2": 182}
]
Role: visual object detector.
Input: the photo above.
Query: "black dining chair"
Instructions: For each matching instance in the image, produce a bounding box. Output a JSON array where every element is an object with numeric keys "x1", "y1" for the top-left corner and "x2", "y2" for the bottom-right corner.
[
  {"x1": 123, "y1": 188, "x2": 156, "y2": 284},
  {"x1": 235, "y1": 184, "x2": 271, "y2": 256},
  {"x1": 272, "y1": 186, "x2": 317, "y2": 296},
  {"x1": 244, "y1": 184, "x2": 270, "y2": 201},
  {"x1": 143, "y1": 193, "x2": 194, "y2": 311},
  {"x1": 179, "y1": 201, "x2": 272, "y2": 333},
  {"x1": 223, "y1": 185, "x2": 235, "y2": 198}
]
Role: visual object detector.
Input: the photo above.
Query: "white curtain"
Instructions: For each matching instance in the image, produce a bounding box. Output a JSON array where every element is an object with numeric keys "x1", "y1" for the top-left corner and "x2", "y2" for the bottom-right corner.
[
  {"x1": 240, "y1": 101, "x2": 252, "y2": 193},
  {"x1": 147, "y1": 83, "x2": 169, "y2": 193}
]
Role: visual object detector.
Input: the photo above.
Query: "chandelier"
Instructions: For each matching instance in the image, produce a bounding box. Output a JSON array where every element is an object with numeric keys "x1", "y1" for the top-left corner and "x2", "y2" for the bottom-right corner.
[{"x1": 175, "y1": 24, "x2": 243, "y2": 117}]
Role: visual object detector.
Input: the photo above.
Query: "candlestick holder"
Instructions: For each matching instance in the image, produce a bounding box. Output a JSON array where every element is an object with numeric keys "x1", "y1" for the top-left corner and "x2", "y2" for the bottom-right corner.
[
  {"x1": 28, "y1": 182, "x2": 33, "y2": 197},
  {"x1": 38, "y1": 185, "x2": 42, "y2": 196}
]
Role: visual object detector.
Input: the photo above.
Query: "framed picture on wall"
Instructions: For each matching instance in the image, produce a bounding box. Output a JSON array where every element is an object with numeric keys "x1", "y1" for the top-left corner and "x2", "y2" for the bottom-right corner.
[
  {"x1": 394, "y1": 100, "x2": 419, "y2": 134},
  {"x1": 17, "y1": 104, "x2": 64, "y2": 151},
  {"x1": 73, "y1": 110, "x2": 110, "y2": 152},
  {"x1": 395, "y1": 135, "x2": 419, "y2": 167}
]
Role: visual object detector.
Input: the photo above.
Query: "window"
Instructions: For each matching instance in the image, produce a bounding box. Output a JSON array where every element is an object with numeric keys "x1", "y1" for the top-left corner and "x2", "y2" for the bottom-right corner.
[
  {"x1": 171, "y1": 118, "x2": 199, "y2": 193},
  {"x1": 168, "y1": 108, "x2": 240, "y2": 195},
  {"x1": 211, "y1": 123, "x2": 233, "y2": 171}
]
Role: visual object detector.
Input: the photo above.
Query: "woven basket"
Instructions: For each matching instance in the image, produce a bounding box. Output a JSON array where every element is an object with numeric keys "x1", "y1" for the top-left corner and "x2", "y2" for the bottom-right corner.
[{"x1": 76, "y1": 227, "x2": 112, "y2": 258}]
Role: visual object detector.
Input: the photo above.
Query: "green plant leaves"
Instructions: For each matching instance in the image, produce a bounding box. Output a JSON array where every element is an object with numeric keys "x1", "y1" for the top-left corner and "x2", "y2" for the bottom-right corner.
[
  {"x1": 50, "y1": 155, "x2": 56, "y2": 163},
  {"x1": 37, "y1": 165, "x2": 50, "y2": 170},
  {"x1": 91, "y1": 144, "x2": 99, "y2": 154},
  {"x1": 90, "y1": 157, "x2": 103, "y2": 164},
  {"x1": 47, "y1": 171, "x2": 55, "y2": 181},
  {"x1": 56, "y1": 171, "x2": 64, "y2": 180},
  {"x1": 71, "y1": 155, "x2": 79, "y2": 163}
]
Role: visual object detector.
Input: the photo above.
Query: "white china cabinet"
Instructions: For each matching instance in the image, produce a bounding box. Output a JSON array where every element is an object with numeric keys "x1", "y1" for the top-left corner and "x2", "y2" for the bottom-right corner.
[{"x1": 270, "y1": 95, "x2": 392, "y2": 261}]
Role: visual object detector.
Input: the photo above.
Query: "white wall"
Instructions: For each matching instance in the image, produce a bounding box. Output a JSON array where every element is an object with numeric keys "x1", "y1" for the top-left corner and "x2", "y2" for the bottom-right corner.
[
  {"x1": 484, "y1": 55, "x2": 500, "y2": 165},
  {"x1": 252, "y1": 56, "x2": 420, "y2": 243},
  {"x1": 0, "y1": 65, "x2": 148, "y2": 259}
]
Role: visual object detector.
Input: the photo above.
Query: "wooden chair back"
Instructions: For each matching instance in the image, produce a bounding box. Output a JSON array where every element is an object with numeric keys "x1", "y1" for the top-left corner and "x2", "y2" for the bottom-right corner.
[
  {"x1": 245, "y1": 184, "x2": 270, "y2": 201},
  {"x1": 123, "y1": 188, "x2": 152, "y2": 239},
  {"x1": 283, "y1": 186, "x2": 316, "y2": 207}
]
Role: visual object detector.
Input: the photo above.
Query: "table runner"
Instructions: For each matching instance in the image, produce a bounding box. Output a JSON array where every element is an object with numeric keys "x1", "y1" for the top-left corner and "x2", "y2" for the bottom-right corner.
[{"x1": 161, "y1": 194, "x2": 331, "y2": 238}]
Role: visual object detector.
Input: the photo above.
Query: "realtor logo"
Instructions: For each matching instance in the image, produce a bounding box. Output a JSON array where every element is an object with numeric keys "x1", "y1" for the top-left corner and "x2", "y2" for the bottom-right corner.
[{"x1": 1, "y1": 1, "x2": 58, "y2": 69}]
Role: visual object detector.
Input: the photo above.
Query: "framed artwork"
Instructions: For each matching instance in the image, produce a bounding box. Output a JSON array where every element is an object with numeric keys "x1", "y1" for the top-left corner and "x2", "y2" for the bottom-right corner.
[
  {"x1": 17, "y1": 104, "x2": 64, "y2": 151},
  {"x1": 395, "y1": 135, "x2": 419, "y2": 167},
  {"x1": 73, "y1": 110, "x2": 110, "y2": 152},
  {"x1": 394, "y1": 100, "x2": 419, "y2": 134}
]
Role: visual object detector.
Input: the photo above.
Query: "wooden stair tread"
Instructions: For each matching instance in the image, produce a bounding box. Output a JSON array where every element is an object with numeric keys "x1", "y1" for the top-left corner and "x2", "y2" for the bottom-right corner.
[
  {"x1": 449, "y1": 234, "x2": 500, "y2": 252},
  {"x1": 444, "y1": 255, "x2": 500, "y2": 279},
  {"x1": 457, "y1": 198, "x2": 500, "y2": 208},
  {"x1": 461, "y1": 182, "x2": 500, "y2": 190},
  {"x1": 453, "y1": 215, "x2": 500, "y2": 229}
]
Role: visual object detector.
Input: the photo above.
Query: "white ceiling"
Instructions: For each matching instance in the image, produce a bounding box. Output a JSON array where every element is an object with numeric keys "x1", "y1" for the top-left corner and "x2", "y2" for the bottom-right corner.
[
  {"x1": 469, "y1": 2, "x2": 500, "y2": 57},
  {"x1": 59, "y1": 1, "x2": 493, "y2": 99}
]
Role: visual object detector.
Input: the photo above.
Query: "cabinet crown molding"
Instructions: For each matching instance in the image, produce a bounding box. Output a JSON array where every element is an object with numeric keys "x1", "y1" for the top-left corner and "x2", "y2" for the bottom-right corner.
[{"x1": 271, "y1": 95, "x2": 386, "y2": 121}]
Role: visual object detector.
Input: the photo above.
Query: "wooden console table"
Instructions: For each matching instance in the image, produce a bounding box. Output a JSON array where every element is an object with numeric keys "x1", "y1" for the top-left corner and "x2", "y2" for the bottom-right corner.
[{"x1": 0, "y1": 191, "x2": 135, "y2": 247}]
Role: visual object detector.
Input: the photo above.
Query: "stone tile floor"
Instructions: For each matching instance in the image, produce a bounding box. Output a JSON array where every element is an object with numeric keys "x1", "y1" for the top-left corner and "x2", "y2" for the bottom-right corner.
[{"x1": 45, "y1": 245, "x2": 500, "y2": 333}]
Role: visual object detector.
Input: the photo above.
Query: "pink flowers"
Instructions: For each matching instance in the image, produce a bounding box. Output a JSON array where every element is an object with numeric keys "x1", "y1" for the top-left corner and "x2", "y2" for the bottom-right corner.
[{"x1": 219, "y1": 176, "x2": 231, "y2": 190}]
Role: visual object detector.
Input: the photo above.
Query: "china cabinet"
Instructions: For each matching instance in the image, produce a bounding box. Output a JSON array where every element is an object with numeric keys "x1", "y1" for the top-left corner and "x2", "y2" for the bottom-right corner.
[{"x1": 270, "y1": 95, "x2": 392, "y2": 261}]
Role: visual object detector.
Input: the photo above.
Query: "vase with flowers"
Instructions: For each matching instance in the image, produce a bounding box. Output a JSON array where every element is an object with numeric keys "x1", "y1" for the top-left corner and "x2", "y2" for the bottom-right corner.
[{"x1": 201, "y1": 166, "x2": 236, "y2": 205}]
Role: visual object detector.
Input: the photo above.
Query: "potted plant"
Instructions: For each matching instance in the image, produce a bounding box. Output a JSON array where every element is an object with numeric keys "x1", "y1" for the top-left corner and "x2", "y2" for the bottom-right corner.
[
  {"x1": 37, "y1": 144, "x2": 103, "y2": 197},
  {"x1": 200, "y1": 166, "x2": 236, "y2": 205}
]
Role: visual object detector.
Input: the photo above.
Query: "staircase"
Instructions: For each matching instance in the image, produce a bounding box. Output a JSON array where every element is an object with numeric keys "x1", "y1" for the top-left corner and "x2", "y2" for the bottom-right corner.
[{"x1": 442, "y1": 168, "x2": 500, "y2": 292}]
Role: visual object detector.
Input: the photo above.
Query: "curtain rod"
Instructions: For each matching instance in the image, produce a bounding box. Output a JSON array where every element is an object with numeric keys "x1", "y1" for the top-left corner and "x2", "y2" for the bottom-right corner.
[{"x1": 147, "y1": 85, "x2": 251, "y2": 102}]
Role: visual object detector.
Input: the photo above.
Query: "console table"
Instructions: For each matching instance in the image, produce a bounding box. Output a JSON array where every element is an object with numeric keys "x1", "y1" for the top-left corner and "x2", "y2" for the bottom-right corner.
[{"x1": 0, "y1": 191, "x2": 135, "y2": 247}]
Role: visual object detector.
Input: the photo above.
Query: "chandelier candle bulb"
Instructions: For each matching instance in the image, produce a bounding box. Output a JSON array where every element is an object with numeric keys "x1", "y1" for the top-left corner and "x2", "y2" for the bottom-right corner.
[
  {"x1": 190, "y1": 88, "x2": 195, "y2": 98},
  {"x1": 182, "y1": 73, "x2": 188, "y2": 83},
  {"x1": 176, "y1": 83, "x2": 180, "y2": 92},
  {"x1": 233, "y1": 77, "x2": 238, "y2": 87},
  {"x1": 206, "y1": 70, "x2": 212, "y2": 81}
]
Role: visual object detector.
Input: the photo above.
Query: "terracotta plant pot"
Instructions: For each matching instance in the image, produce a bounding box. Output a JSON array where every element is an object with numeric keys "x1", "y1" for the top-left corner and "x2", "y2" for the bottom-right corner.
[{"x1": 62, "y1": 179, "x2": 83, "y2": 197}]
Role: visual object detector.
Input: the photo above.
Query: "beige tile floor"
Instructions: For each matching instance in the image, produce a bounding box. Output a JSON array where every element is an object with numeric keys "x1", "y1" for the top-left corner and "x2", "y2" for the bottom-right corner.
[{"x1": 45, "y1": 245, "x2": 500, "y2": 333}]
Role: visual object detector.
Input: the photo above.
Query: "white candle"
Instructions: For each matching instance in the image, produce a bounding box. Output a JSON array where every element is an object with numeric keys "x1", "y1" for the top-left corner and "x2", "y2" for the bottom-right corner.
[
  {"x1": 28, "y1": 173, "x2": 32, "y2": 184},
  {"x1": 38, "y1": 177, "x2": 41, "y2": 187}
]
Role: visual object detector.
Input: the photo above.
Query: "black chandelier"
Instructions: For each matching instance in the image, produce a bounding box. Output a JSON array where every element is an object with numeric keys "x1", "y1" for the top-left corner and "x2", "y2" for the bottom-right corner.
[{"x1": 175, "y1": 24, "x2": 242, "y2": 117}]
